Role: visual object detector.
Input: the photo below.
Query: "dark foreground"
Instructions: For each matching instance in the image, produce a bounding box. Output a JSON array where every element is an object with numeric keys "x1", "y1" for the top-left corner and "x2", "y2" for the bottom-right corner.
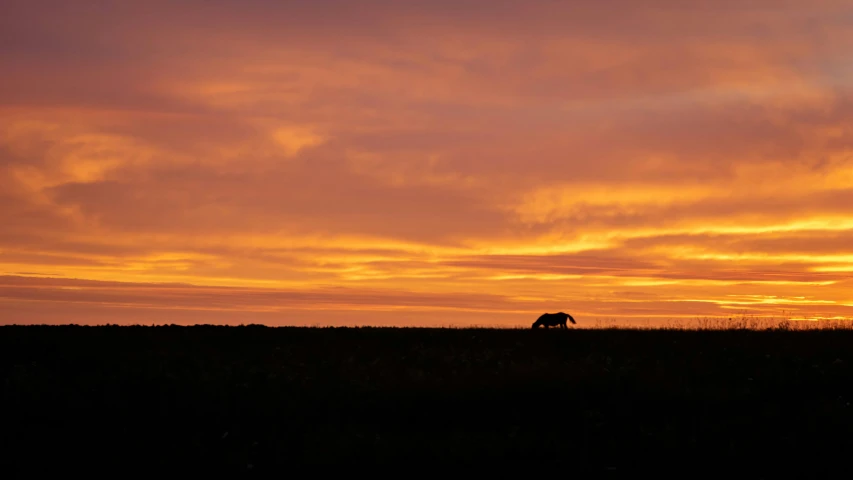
[{"x1": 4, "y1": 325, "x2": 853, "y2": 476}]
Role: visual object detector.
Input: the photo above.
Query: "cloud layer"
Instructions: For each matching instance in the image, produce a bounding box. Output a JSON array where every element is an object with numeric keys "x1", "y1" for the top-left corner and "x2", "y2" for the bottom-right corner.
[{"x1": 3, "y1": 0, "x2": 853, "y2": 326}]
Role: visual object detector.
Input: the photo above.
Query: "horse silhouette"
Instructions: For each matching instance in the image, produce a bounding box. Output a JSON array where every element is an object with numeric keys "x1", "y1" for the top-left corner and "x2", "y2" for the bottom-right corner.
[{"x1": 532, "y1": 312, "x2": 576, "y2": 329}]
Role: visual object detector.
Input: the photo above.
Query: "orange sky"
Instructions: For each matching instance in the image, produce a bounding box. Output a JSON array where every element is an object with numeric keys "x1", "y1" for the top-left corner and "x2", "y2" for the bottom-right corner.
[{"x1": 2, "y1": 0, "x2": 853, "y2": 327}]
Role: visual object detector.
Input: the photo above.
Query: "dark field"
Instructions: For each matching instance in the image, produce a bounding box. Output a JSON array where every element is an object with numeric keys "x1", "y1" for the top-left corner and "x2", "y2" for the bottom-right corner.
[{"x1": 4, "y1": 325, "x2": 853, "y2": 476}]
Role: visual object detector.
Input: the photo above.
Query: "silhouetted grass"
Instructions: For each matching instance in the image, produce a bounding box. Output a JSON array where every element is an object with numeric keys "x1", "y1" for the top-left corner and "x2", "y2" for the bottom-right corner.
[{"x1": 4, "y1": 324, "x2": 853, "y2": 476}]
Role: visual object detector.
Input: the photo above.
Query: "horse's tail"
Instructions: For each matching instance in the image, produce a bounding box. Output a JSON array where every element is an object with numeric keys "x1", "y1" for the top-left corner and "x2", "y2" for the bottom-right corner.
[{"x1": 567, "y1": 314, "x2": 576, "y2": 324}]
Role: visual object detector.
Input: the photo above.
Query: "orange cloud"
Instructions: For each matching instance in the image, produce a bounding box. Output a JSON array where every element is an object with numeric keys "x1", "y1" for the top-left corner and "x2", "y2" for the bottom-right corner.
[{"x1": 2, "y1": 1, "x2": 853, "y2": 326}]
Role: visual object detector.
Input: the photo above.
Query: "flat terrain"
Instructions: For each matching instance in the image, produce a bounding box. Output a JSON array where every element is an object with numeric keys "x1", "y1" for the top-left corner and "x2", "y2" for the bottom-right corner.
[{"x1": 4, "y1": 325, "x2": 853, "y2": 476}]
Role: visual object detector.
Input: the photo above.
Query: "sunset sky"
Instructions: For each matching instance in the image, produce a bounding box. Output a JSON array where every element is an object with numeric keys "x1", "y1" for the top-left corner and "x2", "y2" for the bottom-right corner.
[{"x1": 2, "y1": 0, "x2": 853, "y2": 327}]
